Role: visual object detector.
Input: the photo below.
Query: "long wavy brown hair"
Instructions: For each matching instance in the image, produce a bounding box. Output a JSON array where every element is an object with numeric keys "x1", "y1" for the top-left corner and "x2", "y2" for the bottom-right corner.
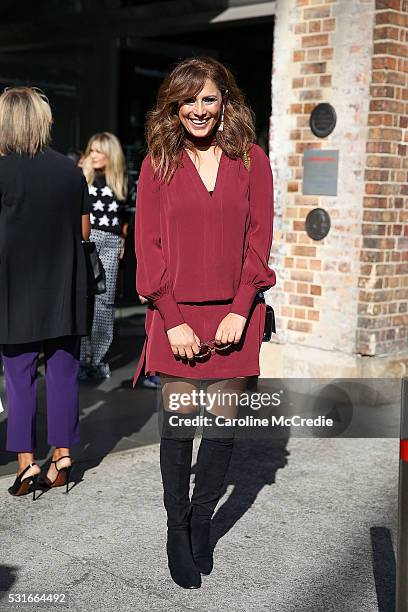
[{"x1": 146, "y1": 57, "x2": 256, "y2": 182}]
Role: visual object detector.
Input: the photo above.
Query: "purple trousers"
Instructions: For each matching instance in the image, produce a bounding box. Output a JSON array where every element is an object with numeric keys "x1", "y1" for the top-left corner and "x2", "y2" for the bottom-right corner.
[{"x1": 2, "y1": 336, "x2": 80, "y2": 452}]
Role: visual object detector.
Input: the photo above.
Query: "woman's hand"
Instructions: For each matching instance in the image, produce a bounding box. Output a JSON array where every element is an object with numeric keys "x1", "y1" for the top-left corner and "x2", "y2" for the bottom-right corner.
[
  {"x1": 167, "y1": 323, "x2": 201, "y2": 360},
  {"x1": 138, "y1": 294, "x2": 149, "y2": 304},
  {"x1": 81, "y1": 155, "x2": 93, "y2": 173},
  {"x1": 215, "y1": 313, "x2": 247, "y2": 345}
]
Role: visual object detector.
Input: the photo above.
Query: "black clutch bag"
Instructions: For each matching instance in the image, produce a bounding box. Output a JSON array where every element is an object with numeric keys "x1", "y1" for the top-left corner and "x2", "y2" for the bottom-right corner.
[
  {"x1": 82, "y1": 241, "x2": 106, "y2": 295},
  {"x1": 256, "y1": 291, "x2": 276, "y2": 342}
]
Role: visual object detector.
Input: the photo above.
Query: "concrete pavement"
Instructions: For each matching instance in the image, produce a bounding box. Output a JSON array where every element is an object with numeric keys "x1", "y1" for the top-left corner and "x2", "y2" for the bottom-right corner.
[
  {"x1": 0, "y1": 311, "x2": 400, "y2": 611},
  {"x1": 0, "y1": 437, "x2": 398, "y2": 612}
]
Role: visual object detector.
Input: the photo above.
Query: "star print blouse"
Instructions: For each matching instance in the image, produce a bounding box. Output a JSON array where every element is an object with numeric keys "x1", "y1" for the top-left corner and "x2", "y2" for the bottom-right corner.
[
  {"x1": 135, "y1": 143, "x2": 276, "y2": 331},
  {"x1": 88, "y1": 174, "x2": 133, "y2": 235}
]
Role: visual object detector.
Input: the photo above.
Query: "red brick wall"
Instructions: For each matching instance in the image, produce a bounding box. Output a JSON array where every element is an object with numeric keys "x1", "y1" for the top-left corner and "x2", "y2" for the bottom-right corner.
[
  {"x1": 357, "y1": 0, "x2": 408, "y2": 356},
  {"x1": 275, "y1": 0, "x2": 336, "y2": 337}
]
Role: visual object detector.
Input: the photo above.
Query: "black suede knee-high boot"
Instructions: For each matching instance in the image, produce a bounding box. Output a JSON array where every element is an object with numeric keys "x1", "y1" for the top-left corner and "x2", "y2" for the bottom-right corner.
[
  {"x1": 190, "y1": 434, "x2": 234, "y2": 575},
  {"x1": 160, "y1": 411, "x2": 201, "y2": 589}
]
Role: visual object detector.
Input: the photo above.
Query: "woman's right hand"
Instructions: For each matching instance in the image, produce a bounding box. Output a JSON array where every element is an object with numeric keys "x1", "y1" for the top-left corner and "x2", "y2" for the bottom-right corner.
[{"x1": 166, "y1": 323, "x2": 201, "y2": 360}]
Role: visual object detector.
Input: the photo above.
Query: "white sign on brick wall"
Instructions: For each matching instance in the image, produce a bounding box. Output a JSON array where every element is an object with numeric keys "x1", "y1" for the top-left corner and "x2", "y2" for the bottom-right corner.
[{"x1": 303, "y1": 149, "x2": 339, "y2": 196}]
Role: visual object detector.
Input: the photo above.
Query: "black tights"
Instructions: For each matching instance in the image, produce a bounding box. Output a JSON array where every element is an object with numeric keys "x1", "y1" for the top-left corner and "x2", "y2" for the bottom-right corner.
[{"x1": 159, "y1": 374, "x2": 247, "y2": 438}]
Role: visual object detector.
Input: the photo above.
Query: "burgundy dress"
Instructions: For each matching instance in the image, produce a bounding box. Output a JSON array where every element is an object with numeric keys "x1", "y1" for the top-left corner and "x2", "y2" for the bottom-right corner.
[{"x1": 133, "y1": 143, "x2": 275, "y2": 382}]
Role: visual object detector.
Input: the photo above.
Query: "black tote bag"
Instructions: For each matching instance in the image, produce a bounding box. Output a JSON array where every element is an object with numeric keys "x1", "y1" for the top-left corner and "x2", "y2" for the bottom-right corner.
[{"x1": 82, "y1": 240, "x2": 106, "y2": 295}]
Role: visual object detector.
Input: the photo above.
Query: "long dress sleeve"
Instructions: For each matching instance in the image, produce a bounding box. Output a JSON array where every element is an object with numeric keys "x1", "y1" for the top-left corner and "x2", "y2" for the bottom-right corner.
[
  {"x1": 230, "y1": 145, "x2": 276, "y2": 319},
  {"x1": 135, "y1": 156, "x2": 185, "y2": 332}
]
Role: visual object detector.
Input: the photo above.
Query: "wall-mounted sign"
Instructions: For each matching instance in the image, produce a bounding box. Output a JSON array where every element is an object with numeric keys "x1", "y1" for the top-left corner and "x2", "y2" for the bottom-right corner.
[
  {"x1": 310, "y1": 103, "x2": 336, "y2": 138},
  {"x1": 303, "y1": 149, "x2": 339, "y2": 196},
  {"x1": 305, "y1": 208, "x2": 331, "y2": 241}
]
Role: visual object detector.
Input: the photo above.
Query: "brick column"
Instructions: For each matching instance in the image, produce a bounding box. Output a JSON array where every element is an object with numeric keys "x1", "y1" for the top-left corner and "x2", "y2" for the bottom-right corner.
[
  {"x1": 263, "y1": 0, "x2": 408, "y2": 377},
  {"x1": 357, "y1": 0, "x2": 408, "y2": 357}
]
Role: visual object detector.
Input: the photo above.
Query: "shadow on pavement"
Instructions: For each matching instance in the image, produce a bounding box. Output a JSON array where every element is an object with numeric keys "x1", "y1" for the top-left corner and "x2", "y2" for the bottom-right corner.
[
  {"x1": 0, "y1": 564, "x2": 18, "y2": 597},
  {"x1": 197, "y1": 431, "x2": 291, "y2": 548},
  {"x1": 371, "y1": 526, "x2": 396, "y2": 612},
  {"x1": 70, "y1": 379, "x2": 159, "y2": 486}
]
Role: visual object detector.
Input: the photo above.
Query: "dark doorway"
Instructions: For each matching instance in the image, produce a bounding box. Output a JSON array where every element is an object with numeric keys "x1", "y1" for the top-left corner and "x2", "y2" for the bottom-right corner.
[{"x1": 119, "y1": 18, "x2": 274, "y2": 170}]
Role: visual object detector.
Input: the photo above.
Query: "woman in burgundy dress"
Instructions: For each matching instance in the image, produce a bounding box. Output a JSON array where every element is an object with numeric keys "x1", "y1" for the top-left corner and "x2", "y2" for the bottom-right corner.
[{"x1": 134, "y1": 57, "x2": 275, "y2": 589}]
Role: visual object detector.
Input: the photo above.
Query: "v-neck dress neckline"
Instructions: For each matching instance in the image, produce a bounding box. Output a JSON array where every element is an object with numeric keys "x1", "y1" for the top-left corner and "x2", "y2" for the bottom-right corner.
[{"x1": 183, "y1": 148, "x2": 225, "y2": 200}]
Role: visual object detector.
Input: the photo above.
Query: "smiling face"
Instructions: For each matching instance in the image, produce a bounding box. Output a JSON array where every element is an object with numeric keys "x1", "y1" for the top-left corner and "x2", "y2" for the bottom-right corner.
[
  {"x1": 89, "y1": 143, "x2": 108, "y2": 171},
  {"x1": 178, "y1": 79, "x2": 223, "y2": 139}
]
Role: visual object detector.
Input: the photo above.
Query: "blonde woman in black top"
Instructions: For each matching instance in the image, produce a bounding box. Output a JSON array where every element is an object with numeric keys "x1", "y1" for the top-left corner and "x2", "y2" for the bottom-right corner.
[
  {"x1": 0, "y1": 87, "x2": 91, "y2": 497},
  {"x1": 80, "y1": 132, "x2": 131, "y2": 379}
]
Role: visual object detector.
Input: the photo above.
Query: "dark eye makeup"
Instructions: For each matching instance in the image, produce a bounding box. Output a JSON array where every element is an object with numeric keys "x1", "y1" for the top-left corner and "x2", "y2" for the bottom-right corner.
[{"x1": 182, "y1": 95, "x2": 218, "y2": 105}]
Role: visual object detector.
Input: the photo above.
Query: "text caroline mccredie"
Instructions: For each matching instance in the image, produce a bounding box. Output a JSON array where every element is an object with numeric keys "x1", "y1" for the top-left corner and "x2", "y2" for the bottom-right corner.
[{"x1": 168, "y1": 415, "x2": 334, "y2": 428}]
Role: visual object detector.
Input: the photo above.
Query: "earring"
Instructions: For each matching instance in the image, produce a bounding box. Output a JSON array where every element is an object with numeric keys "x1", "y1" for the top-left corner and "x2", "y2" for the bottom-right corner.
[{"x1": 218, "y1": 105, "x2": 225, "y2": 132}]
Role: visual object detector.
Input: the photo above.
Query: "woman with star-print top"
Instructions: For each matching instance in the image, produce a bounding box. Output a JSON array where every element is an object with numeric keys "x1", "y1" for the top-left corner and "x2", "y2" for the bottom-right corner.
[
  {"x1": 88, "y1": 175, "x2": 125, "y2": 234},
  {"x1": 79, "y1": 132, "x2": 132, "y2": 379}
]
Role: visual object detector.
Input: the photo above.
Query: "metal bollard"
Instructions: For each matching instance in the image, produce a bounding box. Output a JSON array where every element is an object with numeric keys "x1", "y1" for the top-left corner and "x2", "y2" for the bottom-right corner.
[{"x1": 397, "y1": 378, "x2": 408, "y2": 611}]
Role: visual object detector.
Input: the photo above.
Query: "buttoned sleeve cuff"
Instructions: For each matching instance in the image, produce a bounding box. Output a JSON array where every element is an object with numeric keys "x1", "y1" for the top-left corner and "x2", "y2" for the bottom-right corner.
[
  {"x1": 230, "y1": 284, "x2": 259, "y2": 320},
  {"x1": 154, "y1": 294, "x2": 185, "y2": 331}
]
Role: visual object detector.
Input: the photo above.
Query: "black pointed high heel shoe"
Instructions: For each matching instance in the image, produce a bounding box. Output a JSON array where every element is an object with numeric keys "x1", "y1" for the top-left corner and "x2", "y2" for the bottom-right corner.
[
  {"x1": 38, "y1": 456, "x2": 72, "y2": 493},
  {"x1": 8, "y1": 463, "x2": 40, "y2": 500}
]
